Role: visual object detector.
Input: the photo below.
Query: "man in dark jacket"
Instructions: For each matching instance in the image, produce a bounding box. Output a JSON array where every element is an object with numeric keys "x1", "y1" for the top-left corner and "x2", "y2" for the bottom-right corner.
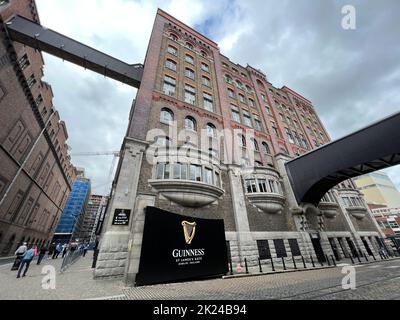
[{"x1": 37, "y1": 246, "x2": 47, "y2": 265}]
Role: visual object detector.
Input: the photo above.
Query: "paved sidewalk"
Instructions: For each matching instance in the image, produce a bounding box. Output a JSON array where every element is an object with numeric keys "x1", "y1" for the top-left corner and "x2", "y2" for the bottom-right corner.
[{"x1": 0, "y1": 253, "x2": 124, "y2": 300}]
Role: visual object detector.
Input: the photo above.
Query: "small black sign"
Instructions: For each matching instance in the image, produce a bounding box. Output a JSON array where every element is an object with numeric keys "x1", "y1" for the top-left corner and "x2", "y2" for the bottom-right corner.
[
  {"x1": 112, "y1": 209, "x2": 131, "y2": 226},
  {"x1": 136, "y1": 206, "x2": 228, "y2": 286}
]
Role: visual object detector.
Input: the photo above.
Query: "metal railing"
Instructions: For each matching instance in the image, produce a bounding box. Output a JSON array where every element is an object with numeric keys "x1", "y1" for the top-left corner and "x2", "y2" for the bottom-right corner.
[{"x1": 60, "y1": 249, "x2": 83, "y2": 273}]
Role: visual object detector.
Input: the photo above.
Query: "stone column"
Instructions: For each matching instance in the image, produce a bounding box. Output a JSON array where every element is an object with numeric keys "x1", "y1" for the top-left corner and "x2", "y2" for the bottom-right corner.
[
  {"x1": 274, "y1": 154, "x2": 317, "y2": 261},
  {"x1": 94, "y1": 138, "x2": 147, "y2": 278},
  {"x1": 227, "y1": 165, "x2": 258, "y2": 266}
]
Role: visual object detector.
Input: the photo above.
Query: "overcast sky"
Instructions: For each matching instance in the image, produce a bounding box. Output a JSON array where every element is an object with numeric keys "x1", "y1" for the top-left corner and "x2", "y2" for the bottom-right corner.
[{"x1": 35, "y1": 0, "x2": 400, "y2": 195}]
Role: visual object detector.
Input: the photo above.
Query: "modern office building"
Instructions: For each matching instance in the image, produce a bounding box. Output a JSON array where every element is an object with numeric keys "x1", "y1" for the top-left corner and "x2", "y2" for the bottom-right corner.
[
  {"x1": 0, "y1": 0, "x2": 76, "y2": 256},
  {"x1": 94, "y1": 9, "x2": 385, "y2": 282},
  {"x1": 353, "y1": 172, "x2": 400, "y2": 209},
  {"x1": 52, "y1": 169, "x2": 90, "y2": 244}
]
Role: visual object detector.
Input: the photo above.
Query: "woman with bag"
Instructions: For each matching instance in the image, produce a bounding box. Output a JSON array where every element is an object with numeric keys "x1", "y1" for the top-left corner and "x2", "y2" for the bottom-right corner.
[{"x1": 11, "y1": 242, "x2": 28, "y2": 271}]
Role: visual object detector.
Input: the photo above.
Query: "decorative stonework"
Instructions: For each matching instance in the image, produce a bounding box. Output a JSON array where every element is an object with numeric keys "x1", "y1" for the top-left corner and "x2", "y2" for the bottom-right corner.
[
  {"x1": 347, "y1": 206, "x2": 367, "y2": 220},
  {"x1": 247, "y1": 192, "x2": 285, "y2": 214},
  {"x1": 318, "y1": 202, "x2": 339, "y2": 219},
  {"x1": 149, "y1": 179, "x2": 224, "y2": 207}
]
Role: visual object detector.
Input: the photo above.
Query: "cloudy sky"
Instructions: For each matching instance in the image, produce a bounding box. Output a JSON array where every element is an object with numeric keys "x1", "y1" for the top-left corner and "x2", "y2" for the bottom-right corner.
[{"x1": 35, "y1": 0, "x2": 400, "y2": 194}]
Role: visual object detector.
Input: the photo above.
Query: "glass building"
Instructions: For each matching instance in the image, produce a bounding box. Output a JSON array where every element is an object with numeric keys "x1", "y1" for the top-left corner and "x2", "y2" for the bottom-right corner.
[{"x1": 53, "y1": 178, "x2": 91, "y2": 244}]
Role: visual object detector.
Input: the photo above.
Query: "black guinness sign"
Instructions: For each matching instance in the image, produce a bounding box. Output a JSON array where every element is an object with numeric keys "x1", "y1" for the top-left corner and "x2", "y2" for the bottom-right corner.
[
  {"x1": 111, "y1": 209, "x2": 131, "y2": 226},
  {"x1": 135, "y1": 206, "x2": 228, "y2": 286}
]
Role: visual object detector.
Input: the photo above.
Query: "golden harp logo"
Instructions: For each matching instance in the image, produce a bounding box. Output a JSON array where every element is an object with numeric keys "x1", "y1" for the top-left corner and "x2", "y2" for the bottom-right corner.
[{"x1": 181, "y1": 221, "x2": 196, "y2": 244}]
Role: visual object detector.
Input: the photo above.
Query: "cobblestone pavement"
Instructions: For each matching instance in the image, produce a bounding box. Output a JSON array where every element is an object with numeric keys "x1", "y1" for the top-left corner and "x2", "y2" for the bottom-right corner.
[{"x1": 0, "y1": 254, "x2": 399, "y2": 300}]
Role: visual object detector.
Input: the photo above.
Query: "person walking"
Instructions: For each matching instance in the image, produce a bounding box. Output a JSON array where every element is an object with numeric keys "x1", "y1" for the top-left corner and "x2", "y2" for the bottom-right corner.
[
  {"x1": 16, "y1": 246, "x2": 35, "y2": 278},
  {"x1": 11, "y1": 242, "x2": 28, "y2": 271},
  {"x1": 48, "y1": 242, "x2": 56, "y2": 257},
  {"x1": 52, "y1": 243, "x2": 61, "y2": 259},
  {"x1": 61, "y1": 244, "x2": 68, "y2": 258},
  {"x1": 83, "y1": 243, "x2": 89, "y2": 257},
  {"x1": 37, "y1": 245, "x2": 47, "y2": 265}
]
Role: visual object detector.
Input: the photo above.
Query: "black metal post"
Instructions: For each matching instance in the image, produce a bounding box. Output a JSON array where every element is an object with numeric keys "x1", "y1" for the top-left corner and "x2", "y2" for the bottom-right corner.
[
  {"x1": 356, "y1": 253, "x2": 361, "y2": 263},
  {"x1": 331, "y1": 255, "x2": 336, "y2": 266},
  {"x1": 350, "y1": 254, "x2": 355, "y2": 264},
  {"x1": 372, "y1": 253, "x2": 376, "y2": 261},
  {"x1": 378, "y1": 251, "x2": 383, "y2": 260},
  {"x1": 270, "y1": 257, "x2": 275, "y2": 272},
  {"x1": 310, "y1": 255, "x2": 315, "y2": 267},
  {"x1": 301, "y1": 255, "x2": 307, "y2": 269},
  {"x1": 292, "y1": 256, "x2": 297, "y2": 269},
  {"x1": 229, "y1": 256, "x2": 233, "y2": 275},
  {"x1": 364, "y1": 253, "x2": 369, "y2": 262},
  {"x1": 244, "y1": 258, "x2": 249, "y2": 274},
  {"x1": 282, "y1": 257, "x2": 287, "y2": 270},
  {"x1": 258, "y1": 257, "x2": 263, "y2": 273},
  {"x1": 325, "y1": 254, "x2": 331, "y2": 266}
]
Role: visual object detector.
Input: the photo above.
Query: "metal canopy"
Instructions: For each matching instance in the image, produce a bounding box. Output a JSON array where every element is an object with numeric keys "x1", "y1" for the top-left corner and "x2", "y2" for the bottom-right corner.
[
  {"x1": 5, "y1": 15, "x2": 143, "y2": 88},
  {"x1": 285, "y1": 112, "x2": 400, "y2": 206}
]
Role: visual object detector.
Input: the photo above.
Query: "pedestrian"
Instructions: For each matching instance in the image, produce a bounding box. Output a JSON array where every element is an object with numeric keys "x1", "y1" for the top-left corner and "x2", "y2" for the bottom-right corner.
[
  {"x1": 52, "y1": 243, "x2": 61, "y2": 259},
  {"x1": 12, "y1": 242, "x2": 28, "y2": 271},
  {"x1": 16, "y1": 245, "x2": 36, "y2": 278},
  {"x1": 61, "y1": 244, "x2": 68, "y2": 258},
  {"x1": 37, "y1": 245, "x2": 47, "y2": 265},
  {"x1": 48, "y1": 242, "x2": 56, "y2": 257},
  {"x1": 83, "y1": 243, "x2": 89, "y2": 257}
]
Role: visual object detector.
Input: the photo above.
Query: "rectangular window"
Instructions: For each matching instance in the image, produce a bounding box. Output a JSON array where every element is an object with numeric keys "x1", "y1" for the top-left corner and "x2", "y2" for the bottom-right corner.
[
  {"x1": 285, "y1": 128, "x2": 294, "y2": 144},
  {"x1": 268, "y1": 180, "x2": 278, "y2": 193},
  {"x1": 184, "y1": 85, "x2": 196, "y2": 105},
  {"x1": 214, "y1": 171, "x2": 220, "y2": 187},
  {"x1": 181, "y1": 164, "x2": 187, "y2": 180},
  {"x1": 164, "y1": 163, "x2": 170, "y2": 179},
  {"x1": 261, "y1": 94, "x2": 266, "y2": 101},
  {"x1": 257, "y1": 240, "x2": 271, "y2": 259},
  {"x1": 258, "y1": 179, "x2": 267, "y2": 192},
  {"x1": 35, "y1": 94, "x2": 43, "y2": 107},
  {"x1": 185, "y1": 68, "x2": 195, "y2": 80},
  {"x1": 288, "y1": 239, "x2": 301, "y2": 256},
  {"x1": 265, "y1": 106, "x2": 272, "y2": 115},
  {"x1": 204, "y1": 168, "x2": 213, "y2": 185},
  {"x1": 239, "y1": 94, "x2": 245, "y2": 103},
  {"x1": 167, "y1": 46, "x2": 177, "y2": 56},
  {"x1": 173, "y1": 163, "x2": 181, "y2": 179},
  {"x1": 201, "y1": 63, "x2": 209, "y2": 72},
  {"x1": 254, "y1": 116, "x2": 262, "y2": 131},
  {"x1": 231, "y1": 105, "x2": 240, "y2": 123},
  {"x1": 228, "y1": 88, "x2": 235, "y2": 98},
  {"x1": 249, "y1": 99, "x2": 255, "y2": 107},
  {"x1": 185, "y1": 55, "x2": 194, "y2": 64},
  {"x1": 27, "y1": 74, "x2": 36, "y2": 89},
  {"x1": 163, "y1": 75, "x2": 176, "y2": 96},
  {"x1": 271, "y1": 122, "x2": 279, "y2": 137},
  {"x1": 246, "y1": 179, "x2": 257, "y2": 193},
  {"x1": 243, "y1": 110, "x2": 252, "y2": 127},
  {"x1": 189, "y1": 164, "x2": 201, "y2": 181},
  {"x1": 203, "y1": 92, "x2": 213, "y2": 112},
  {"x1": 165, "y1": 60, "x2": 177, "y2": 71},
  {"x1": 274, "y1": 239, "x2": 287, "y2": 258},
  {"x1": 18, "y1": 54, "x2": 30, "y2": 71},
  {"x1": 202, "y1": 76, "x2": 211, "y2": 87}
]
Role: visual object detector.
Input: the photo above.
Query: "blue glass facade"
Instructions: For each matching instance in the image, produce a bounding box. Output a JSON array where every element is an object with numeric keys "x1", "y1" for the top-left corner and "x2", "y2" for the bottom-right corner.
[{"x1": 54, "y1": 179, "x2": 90, "y2": 238}]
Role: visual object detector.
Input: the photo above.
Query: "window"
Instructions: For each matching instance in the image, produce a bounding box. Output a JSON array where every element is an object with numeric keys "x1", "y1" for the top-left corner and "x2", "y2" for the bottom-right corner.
[
  {"x1": 225, "y1": 74, "x2": 233, "y2": 84},
  {"x1": 262, "y1": 142, "x2": 270, "y2": 154},
  {"x1": 204, "y1": 168, "x2": 213, "y2": 184},
  {"x1": 165, "y1": 59, "x2": 177, "y2": 71},
  {"x1": 184, "y1": 84, "x2": 196, "y2": 105},
  {"x1": 35, "y1": 94, "x2": 43, "y2": 107},
  {"x1": 189, "y1": 164, "x2": 202, "y2": 181},
  {"x1": 184, "y1": 116, "x2": 197, "y2": 131},
  {"x1": 271, "y1": 122, "x2": 279, "y2": 137},
  {"x1": 258, "y1": 179, "x2": 267, "y2": 191},
  {"x1": 185, "y1": 54, "x2": 194, "y2": 64},
  {"x1": 231, "y1": 105, "x2": 240, "y2": 123},
  {"x1": 236, "y1": 80, "x2": 243, "y2": 90},
  {"x1": 254, "y1": 118, "x2": 262, "y2": 131},
  {"x1": 228, "y1": 88, "x2": 235, "y2": 98},
  {"x1": 239, "y1": 134, "x2": 246, "y2": 148},
  {"x1": 186, "y1": 42, "x2": 194, "y2": 50},
  {"x1": 243, "y1": 110, "x2": 252, "y2": 127},
  {"x1": 289, "y1": 239, "x2": 301, "y2": 256},
  {"x1": 222, "y1": 62, "x2": 229, "y2": 68},
  {"x1": 27, "y1": 74, "x2": 36, "y2": 89},
  {"x1": 238, "y1": 94, "x2": 245, "y2": 103},
  {"x1": 251, "y1": 138, "x2": 259, "y2": 151},
  {"x1": 185, "y1": 68, "x2": 195, "y2": 80},
  {"x1": 265, "y1": 106, "x2": 272, "y2": 115},
  {"x1": 206, "y1": 123, "x2": 216, "y2": 138},
  {"x1": 18, "y1": 54, "x2": 30, "y2": 71},
  {"x1": 232, "y1": 67, "x2": 238, "y2": 74},
  {"x1": 214, "y1": 171, "x2": 221, "y2": 187},
  {"x1": 169, "y1": 33, "x2": 178, "y2": 41},
  {"x1": 249, "y1": 98, "x2": 255, "y2": 108},
  {"x1": 163, "y1": 75, "x2": 176, "y2": 96},
  {"x1": 160, "y1": 108, "x2": 173, "y2": 125},
  {"x1": 200, "y1": 50, "x2": 207, "y2": 58},
  {"x1": 274, "y1": 239, "x2": 287, "y2": 258},
  {"x1": 202, "y1": 76, "x2": 211, "y2": 87},
  {"x1": 300, "y1": 135, "x2": 309, "y2": 149},
  {"x1": 246, "y1": 85, "x2": 253, "y2": 93},
  {"x1": 241, "y1": 72, "x2": 247, "y2": 78},
  {"x1": 167, "y1": 45, "x2": 177, "y2": 56},
  {"x1": 246, "y1": 179, "x2": 257, "y2": 193},
  {"x1": 261, "y1": 94, "x2": 266, "y2": 101},
  {"x1": 257, "y1": 240, "x2": 271, "y2": 259},
  {"x1": 201, "y1": 63, "x2": 209, "y2": 72},
  {"x1": 203, "y1": 92, "x2": 213, "y2": 112},
  {"x1": 285, "y1": 128, "x2": 294, "y2": 144},
  {"x1": 172, "y1": 163, "x2": 186, "y2": 179}
]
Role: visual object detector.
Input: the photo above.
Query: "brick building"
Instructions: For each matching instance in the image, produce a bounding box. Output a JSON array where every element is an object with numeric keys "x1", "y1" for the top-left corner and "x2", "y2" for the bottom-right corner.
[
  {"x1": 94, "y1": 9, "x2": 384, "y2": 282},
  {"x1": 0, "y1": 0, "x2": 75, "y2": 256}
]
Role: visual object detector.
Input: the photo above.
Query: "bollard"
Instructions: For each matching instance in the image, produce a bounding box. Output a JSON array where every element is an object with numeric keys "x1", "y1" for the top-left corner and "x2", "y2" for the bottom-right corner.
[
  {"x1": 372, "y1": 253, "x2": 376, "y2": 261},
  {"x1": 350, "y1": 254, "x2": 355, "y2": 264},
  {"x1": 292, "y1": 256, "x2": 297, "y2": 269},
  {"x1": 364, "y1": 253, "x2": 369, "y2": 262},
  {"x1": 258, "y1": 257, "x2": 263, "y2": 273},
  {"x1": 301, "y1": 255, "x2": 307, "y2": 269},
  {"x1": 229, "y1": 256, "x2": 233, "y2": 275},
  {"x1": 270, "y1": 257, "x2": 275, "y2": 272},
  {"x1": 331, "y1": 255, "x2": 337, "y2": 267},
  {"x1": 310, "y1": 255, "x2": 315, "y2": 268},
  {"x1": 356, "y1": 254, "x2": 361, "y2": 263},
  {"x1": 281, "y1": 257, "x2": 287, "y2": 270},
  {"x1": 244, "y1": 258, "x2": 249, "y2": 274},
  {"x1": 325, "y1": 254, "x2": 331, "y2": 266}
]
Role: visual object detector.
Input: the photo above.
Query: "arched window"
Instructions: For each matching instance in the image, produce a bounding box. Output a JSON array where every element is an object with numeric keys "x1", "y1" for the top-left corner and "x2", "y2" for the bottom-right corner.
[
  {"x1": 160, "y1": 108, "x2": 173, "y2": 124},
  {"x1": 236, "y1": 80, "x2": 243, "y2": 89},
  {"x1": 169, "y1": 33, "x2": 178, "y2": 41},
  {"x1": 255, "y1": 161, "x2": 263, "y2": 167},
  {"x1": 206, "y1": 123, "x2": 216, "y2": 138},
  {"x1": 165, "y1": 59, "x2": 177, "y2": 71},
  {"x1": 201, "y1": 50, "x2": 207, "y2": 57},
  {"x1": 185, "y1": 67, "x2": 195, "y2": 80},
  {"x1": 239, "y1": 134, "x2": 246, "y2": 148},
  {"x1": 185, "y1": 42, "x2": 194, "y2": 50},
  {"x1": 251, "y1": 138, "x2": 259, "y2": 151},
  {"x1": 225, "y1": 74, "x2": 233, "y2": 84},
  {"x1": 184, "y1": 116, "x2": 197, "y2": 131},
  {"x1": 256, "y1": 79, "x2": 263, "y2": 87},
  {"x1": 262, "y1": 142, "x2": 270, "y2": 154}
]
